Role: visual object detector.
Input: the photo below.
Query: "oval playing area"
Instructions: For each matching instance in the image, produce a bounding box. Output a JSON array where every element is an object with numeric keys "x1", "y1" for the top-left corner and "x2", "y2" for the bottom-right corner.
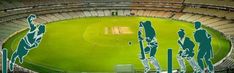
[{"x1": 3, "y1": 17, "x2": 231, "y2": 73}]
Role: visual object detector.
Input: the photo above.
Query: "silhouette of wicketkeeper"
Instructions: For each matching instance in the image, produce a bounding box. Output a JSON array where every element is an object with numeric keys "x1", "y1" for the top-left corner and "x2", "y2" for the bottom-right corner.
[
  {"x1": 9, "y1": 14, "x2": 46, "y2": 71},
  {"x1": 194, "y1": 21, "x2": 214, "y2": 73},
  {"x1": 177, "y1": 29, "x2": 201, "y2": 73},
  {"x1": 138, "y1": 21, "x2": 161, "y2": 73}
]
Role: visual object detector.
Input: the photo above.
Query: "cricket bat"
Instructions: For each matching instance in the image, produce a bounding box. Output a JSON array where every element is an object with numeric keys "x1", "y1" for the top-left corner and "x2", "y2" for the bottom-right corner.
[{"x1": 138, "y1": 30, "x2": 146, "y2": 60}]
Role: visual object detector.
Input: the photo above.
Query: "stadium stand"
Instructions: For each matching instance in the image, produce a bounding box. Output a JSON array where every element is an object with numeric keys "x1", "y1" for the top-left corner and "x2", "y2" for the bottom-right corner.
[
  {"x1": 215, "y1": 37, "x2": 234, "y2": 73},
  {"x1": 184, "y1": 0, "x2": 234, "y2": 7},
  {"x1": 0, "y1": 0, "x2": 234, "y2": 73}
]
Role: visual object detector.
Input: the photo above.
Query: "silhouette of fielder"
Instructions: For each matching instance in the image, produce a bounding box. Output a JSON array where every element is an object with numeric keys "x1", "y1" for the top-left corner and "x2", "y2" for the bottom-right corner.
[
  {"x1": 177, "y1": 29, "x2": 201, "y2": 73},
  {"x1": 9, "y1": 14, "x2": 46, "y2": 71},
  {"x1": 194, "y1": 21, "x2": 214, "y2": 73}
]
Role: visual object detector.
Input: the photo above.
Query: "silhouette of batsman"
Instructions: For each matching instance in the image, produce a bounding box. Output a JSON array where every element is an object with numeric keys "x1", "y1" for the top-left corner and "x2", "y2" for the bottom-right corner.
[
  {"x1": 9, "y1": 14, "x2": 46, "y2": 71},
  {"x1": 138, "y1": 21, "x2": 161, "y2": 73}
]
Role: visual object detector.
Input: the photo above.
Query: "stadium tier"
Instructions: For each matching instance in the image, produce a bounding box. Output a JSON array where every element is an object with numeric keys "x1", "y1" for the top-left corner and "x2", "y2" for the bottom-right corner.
[
  {"x1": 0, "y1": 0, "x2": 234, "y2": 73},
  {"x1": 185, "y1": 0, "x2": 234, "y2": 7},
  {"x1": 183, "y1": 7, "x2": 234, "y2": 19}
]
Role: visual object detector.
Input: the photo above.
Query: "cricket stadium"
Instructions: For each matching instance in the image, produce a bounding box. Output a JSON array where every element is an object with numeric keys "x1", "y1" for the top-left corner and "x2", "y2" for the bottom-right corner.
[{"x1": 0, "y1": 0, "x2": 234, "y2": 73}]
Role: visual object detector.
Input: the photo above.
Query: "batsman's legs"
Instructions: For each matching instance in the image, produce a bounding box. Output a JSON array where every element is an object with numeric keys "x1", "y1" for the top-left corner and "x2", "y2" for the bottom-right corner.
[
  {"x1": 177, "y1": 55, "x2": 186, "y2": 73},
  {"x1": 141, "y1": 59, "x2": 150, "y2": 73},
  {"x1": 139, "y1": 47, "x2": 150, "y2": 73},
  {"x1": 149, "y1": 46, "x2": 161, "y2": 73},
  {"x1": 150, "y1": 56, "x2": 161, "y2": 73}
]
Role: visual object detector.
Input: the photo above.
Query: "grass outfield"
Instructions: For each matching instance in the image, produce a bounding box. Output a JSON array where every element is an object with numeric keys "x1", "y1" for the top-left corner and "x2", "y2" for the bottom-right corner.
[{"x1": 3, "y1": 16, "x2": 231, "y2": 73}]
